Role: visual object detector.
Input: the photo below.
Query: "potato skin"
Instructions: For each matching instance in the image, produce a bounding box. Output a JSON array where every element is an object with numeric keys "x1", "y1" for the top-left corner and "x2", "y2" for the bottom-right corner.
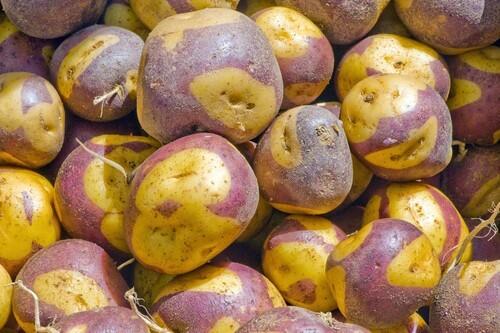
[
  {"x1": 367, "y1": 2, "x2": 410, "y2": 37},
  {"x1": 12, "y1": 239, "x2": 129, "y2": 333},
  {"x1": 341, "y1": 74, "x2": 453, "y2": 181},
  {"x1": 275, "y1": 0, "x2": 390, "y2": 44},
  {"x1": 394, "y1": 0, "x2": 500, "y2": 55},
  {"x1": 316, "y1": 101, "x2": 341, "y2": 118},
  {"x1": 335, "y1": 34, "x2": 450, "y2": 101},
  {"x1": 0, "y1": 72, "x2": 65, "y2": 169},
  {"x1": 151, "y1": 260, "x2": 285, "y2": 332},
  {"x1": 104, "y1": 0, "x2": 150, "y2": 40},
  {"x1": 0, "y1": 168, "x2": 60, "y2": 277},
  {"x1": 254, "y1": 105, "x2": 353, "y2": 214},
  {"x1": 0, "y1": 265, "x2": 12, "y2": 329},
  {"x1": 326, "y1": 218, "x2": 441, "y2": 329},
  {"x1": 430, "y1": 261, "x2": 500, "y2": 333},
  {"x1": 0, "y1": 0, "x2": 107, "y2": 39},
  {"x1": 125, "y1": 133, "x2": 259, "y2": 275},
  {"x1": 138, "y1": 8, "x2": 282, "y2": 144},
  {"x1": 465, "y1": 218, "x2": 500, "y2": 262},
  {"x1": 447, "y1": 46, "x2": 500, "y2": 145}
]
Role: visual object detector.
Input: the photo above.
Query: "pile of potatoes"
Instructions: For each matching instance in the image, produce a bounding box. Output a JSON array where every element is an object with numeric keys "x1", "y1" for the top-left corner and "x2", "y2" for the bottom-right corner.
[{"x1": 0, "y1": 0, "x2": 499, "y2": 332}]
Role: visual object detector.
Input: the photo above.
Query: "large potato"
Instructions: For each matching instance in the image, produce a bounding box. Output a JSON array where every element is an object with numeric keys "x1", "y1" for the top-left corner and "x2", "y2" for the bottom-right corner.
[
  {"x1": 254, "y1": 105, "x2": 353, "y2": 214},
  {"x1": 0, "y1": 265, "x2": 12, "y2": 330},
  {"x1": 125, "y1": 133, "x2": 259, "y2": 274},
  {"x1": 0, "y1": 0, "x2": 107, "y2": 39},
  {"x1": 394, "y1": 0, "x2": 500, "y2": 55},
  {"x1": 447, "y1": 46, "x2": 500, "y2": 145},
  {"x1": 341, "y1": 74, "x2": 453, "y2": 181},
  {"x1": 104, "y1": 0, "x2": 150, "y2": 40},
  {"x1": 137, "y1": 8, "x2": 283, "y2": 144},
  {"x1": 0, "y1": 72, "x2": 65, "y2": 169},
  {"x1": 55, "y1": 135, "x2": 159, "y2": 258},
  {"x1": 0, "y1": 168, "x2": 60, "y2": 276},
  {"x1": 51, "y1": 25, "x2": 143, "y2": 122}
]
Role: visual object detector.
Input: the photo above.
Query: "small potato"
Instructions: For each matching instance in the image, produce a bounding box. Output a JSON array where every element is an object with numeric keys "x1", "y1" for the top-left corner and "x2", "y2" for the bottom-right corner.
[
  {"x1": 363, "y1": 182, "x2": 471, "y2": 267},
  {"x1": 51, "y1": 25, "x2": 143, "y2": 122},
  {"x1": 130, "y1": 0, "x2": 240, "y2": 30},
  {"x1": 394, "y1": 0, "x2": 500, "y2": 55},
  {"x1": 442, "y1": 145, "x2": 500, "y2": 218},
  {"x1": 254, "y1": 105, "x2": 353, "y2": 214},
  {"x1": 326, "y1": 218, "x2": 441, "y2": 329},
  {"x1": 465, "y1": 218, "x2": 500, "y2": 262},
  {"x1": 335, "y1": 34, "x2": 451, "y2": 101},
  {"x1": 275, "y1": 0, "x2": 390, "y2": 44},
  {"x1": 0, "y1": 72, "x2": 65, "y2": 169},
  {"x1": 0, "y1": 0, "x2": 107, "y2": 39},
  {"x1": 0, "y1": 168, "x2": 60, "y2": 276},
  {"x1": 253, "y1": 6, "x2": 334, "y2": 109},
  {"x1": 430, "y1": 260, "x2": 500, "y2": 333},
  {"x1": 125, "y1": 133, "x2": 259, "y2": 275},
  {"x1": 367, "y1": 2, "x2": 410, "y2": 37},
  {"x1": 0, "y1": 265, "x2": 12, "y2": 329},
  {"x1": 133, "y1": 263, "x2": 175, "y2": 308},
  {"x1": 238, "y1": 0, "x2": 276, "y2": 16},
  {"x1": 104, "y1": 0, "x2": 150, "y2": 40},
  {"x1": 263, "y1": 215, "x2": 346, "y2": 311},
  {"x1": 55, "y1": 135, "x2": 159, "y2": 258},
  {"x1": 138, "y1": 8, "x2": 282, "y2": 144},
  {"x1": 12, "y1": 239, "x2": 129, "y2": 333},
  {"x1": 341, "y1": 74, "x2": 453, "y2": 181},
  {"x1": 447, "y1": 46, "x2": 500, "y2": 145},
  {"x1": 151, "y1": 260, "x2": 285, "y2": 332}
]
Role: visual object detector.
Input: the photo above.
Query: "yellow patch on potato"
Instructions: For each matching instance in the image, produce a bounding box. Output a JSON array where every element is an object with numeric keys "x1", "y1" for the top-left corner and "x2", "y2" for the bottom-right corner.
[
  {"x1": 190, "y1": 0, "x2": 238, "y2": 10},
  {"x1": 33, "y1": 269, "x2": 109, "y2": 314},
  {"x1": 66, "y1": 325, "x2": 87, "y2": 333},
  {"x1": 0, "y1": 151, "x2": 30, "y2": 167},
  {"x1": 447, "y1": 79, "x2": 481, "y2": 110},
  {"x1": 364, "y1": 116, "x2": 438, "y2": 169},
  {"x1": 460, "y1": 46, "x2": 500, "y2": 74},
  {"x1": 0, "y1": 264, "x2": 12, "y2": 329},
  {"x1": 325, "y1": 265, "x2": 347, "y2": 316},
  {"x1": 270, "y1": 203, "x2": 324, "y2": 215},
  {"x1": 104, "y1": 3, "x2": 150, "y2": 40},
  {"x1": 0, "y1": 14, "x2": 18, "y2": 44},
  {"x1": 363, "y1": 194, "x2": 382, "y2": 223},
  {"x1": 332, "y1": 223, "x2": 373, "y2": 262},
  {"x1": 262, "y1": 276, "x2": 286, "y2": 307},
  {"x1": 208, "y1": 316, "x2": 240, "y2": 333},
  {"x1": 347, "y1": 154, "x2": 373, "y2": 202},
  {"x1": 458, "y1": 261, "x2": 499, "y2": 297},
  {"x1": 285, "y1": 81, "x2": 329, "y2": 106},
  {"x1": 462, "y1": 175, "x2": 500, "y2": 218},
  {"x1": 394, "y1": 0, "x2": 414, "y2": 10},
  {"x1": 130, "y1": 0, "x2": 176, "y2": 30},
  {"x1": 270, "y1": 108, "x2": 301, "y2": 169}
]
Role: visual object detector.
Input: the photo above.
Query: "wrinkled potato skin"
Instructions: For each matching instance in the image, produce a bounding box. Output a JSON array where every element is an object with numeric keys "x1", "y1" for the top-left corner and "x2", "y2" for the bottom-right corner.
[
  {"x1": 430, "y1": 261, "x2": 500, "y2": 333},
  {"x1": 341, "y1": 74, "x2": 453, "y2": 181},
  {"x1": 0, "y1": 0, "x2": 107, "y2": 39},
  {"x1": 0, "y1": 168, "x2": 60, "y2": 277},
  {"x1": 238, "y1": 0, "x2": 276, "y2": 15},
  {"x1": 0, "y1": 72, "x2": 65, "y2": 169},
  {"x1": 254, "y1": 105, "x2": 353, "y2": 214},
  {"x1": 104, "y1": 0, "x2": 150, "y2": 40},
  {"x1": 0, "y1": 265, "x2": 12, "y2": 329},
  {"x1": 394, "y1": 0, "x2": 500, "y2": 55},
  {"x1": 275, "y1": 0, "x2": 390, "y2": 44},
  {"x1": 447, "y1": 46, "x2": 500, "y2": 145},
  {"x1": 138, "y1": 8, "x2": 282, "y2": 144}
]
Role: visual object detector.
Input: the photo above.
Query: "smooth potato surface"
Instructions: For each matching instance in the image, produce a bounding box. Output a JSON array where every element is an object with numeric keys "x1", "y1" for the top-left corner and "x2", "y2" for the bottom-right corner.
[{"x1": 104, "y1": 0, "x2": 150, "y2": 40}]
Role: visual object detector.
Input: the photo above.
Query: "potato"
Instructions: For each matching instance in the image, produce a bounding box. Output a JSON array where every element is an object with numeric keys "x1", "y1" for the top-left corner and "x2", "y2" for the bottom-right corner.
[
  {"x1": 447, "y1": 46, "x2": 500, "y2": 145},
  {"x1": 394, "y1": 0, "x2": 500, "y2": 55},
  {"x1": 138, "y1": 8, "x2": 282, "y2": 144},
  {"x1": 326, "y1": 218, "x2": 441, "y2": 329},
  {"x1": 367, "y1": 2, "x2": 410, "y2": 37},
  {"x1": 332, "y1": 311, "x2": 429, "y2": 333},
  {"x1": 104, "y1": 0, "x2": 150, "y2": 40},
  {"x1": 341, "y1": 155, "x2": 373, "y2": 209},
  {"x1": 237, "y1": 306, "x2": 370, "y2": 333},
  {"x1": 325, "y1": 205, "x2": 364, "y2": 235},
  {"x1": 465, "y1": 218, "x2": 500, "y2": 262},
  {"x1": 335, "y1": 34, "x2": 451, "y2": 101},
  {"x1": 130, "y1": 0, "x2": 240, "y2": 30},
  {"x1": 263, "y1": 215, "x2": 346, "y2": 311},
  {"x1": 252, "y1": 6, "x2": 334, "y2": 109},
  {"x1": 0, "y1": 72, "x2": 65, "y2": 169},
  {"x1": 316, "y1": 101, "x2": 341, "y2": 118},
  {"x1": 254, "y1": 105, "x2": 353, "y2": 214},
  {"x1": 0, "y1": 0, "x2": 107, "y2": 39},
  {"x1": 363, "y1": 182, "x2": 471, "y2": 267},
  {"x1": 54, "y1": 135, "x2": 159, "y2": 258},
  {"x1": 125, "y1": 133, "x2": 259, "y2": 274},
  {"x1": 246, "y1": 210, "x2": 287, "y2": 252},
  {"x1": 133, "y1": 263, "x2": 175, "y2": 309},
  {"x1": 430, "y1": 260, "x2": 500, "y2": 333},
  {"x1": 50, "y1": 25, "x2": 143, "y2": 122},
  {"x1": 442, "y1": 145, "x2": 500, "y2": 218},
  {"x1": 0, "y1": 168, "x2": 60, "y2": 277},
  {"x1": 151, "y1": 260, "x2": 285, "y2": 332},
  {"x1": 238, "y1": 0, "x2": 276, "y2": 16},
  {"x1": 341, "y1": 74, "x2": 453, "y2": 181},
  {"x1": 0, "y1": 265, "x2": 12, "y2": 330},
  {"x1": 0, "y1": 13, "x2": 54, "y2": 79},
  {"x1": 275, "y1": 0, "x2": 390, "y2": 44}
]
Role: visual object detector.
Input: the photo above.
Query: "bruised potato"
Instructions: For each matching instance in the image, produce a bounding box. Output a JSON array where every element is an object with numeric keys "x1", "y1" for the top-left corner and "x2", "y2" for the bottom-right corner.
[
  {"x1": 0, "y1": 265, "x2": 12, "y2": 329},
  {"x1": 104, "y1": 0, "x2": 150, "y2": 40}
]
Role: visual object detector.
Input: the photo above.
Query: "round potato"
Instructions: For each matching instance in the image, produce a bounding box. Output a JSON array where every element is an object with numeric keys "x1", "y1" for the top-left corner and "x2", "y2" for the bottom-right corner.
[
  {"x1": 125, "y1": 133, "x2": 259, "y2": 275},
  {"x1": 394, "y1": 0, "x2": 500, "y2": 55},
  {"x1": 104, "y1": 0, "x2": 150, "y2": 40},
  {"x1": 254, "y1": 105, "x2": 353, "y2": 214},
  {"x1": 0, "y1": 0, "x2": 107, "y2": 39},
  {"x1": 367, "y1": 2, "x2": 410, "y2": 37},
  {"x1": 335, "y1": 34, "x2": 451, "y2": 101},
  {"x1": 50, "y1": 25, "x2": 143, "y2": 122},
  {"x1": 341, "y1": 74, "x2": 453, "y2": 181},
  {"x1": 275, "y1": 0, "x2": 390, "y2": 44},
  {"x1": 326, "y1": 218, "x2": 441, "y2": 329},
  {"x1": 12, "y1": 239, "x2": 129, "y2": 333},
  {"x1": 253, "y1": 6, "x2": 334, "y2": 109},
  {"x1": 0, "y1": 265, "x2": 12, "y2": 329},
  {"x1": 447, "y1": 46, "x2": 500, "y2": 145},
  {"x1": 138, "y1": 8, "x2": 282, "y2": 144},
  {"x1": 238, "y1": 0, "x2": 276, "y2": 16},
  {"x1": 0, "y1": 168, "x2": 60, "y2": 277},
  {"x1": 0, "y1": 72, "x2": 65, "y2": 169}
]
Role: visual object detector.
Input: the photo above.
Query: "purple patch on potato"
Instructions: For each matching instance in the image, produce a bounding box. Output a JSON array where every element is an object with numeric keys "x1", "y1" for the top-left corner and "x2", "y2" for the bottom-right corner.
[
  {"x1": 285, "y1": 278, "x2": 317, "y2": 304},
  {"x1": 21, "y1": 191, "x2": 34, "y2": 224},
  {"x1": 155, "y1": 200, "x2": 181, "y2": 218},
  {"x1": 20, "y1": 76, "x2": 52, "y2": 114}
]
